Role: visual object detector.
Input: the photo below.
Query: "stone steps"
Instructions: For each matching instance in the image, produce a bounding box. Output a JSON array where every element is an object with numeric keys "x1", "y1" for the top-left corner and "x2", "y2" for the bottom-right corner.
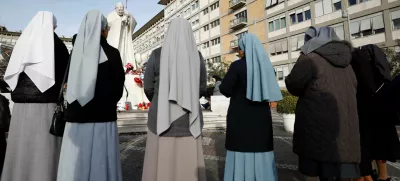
[{"x1": 117, "y1": 111, "x2": 226, "y2": 133}]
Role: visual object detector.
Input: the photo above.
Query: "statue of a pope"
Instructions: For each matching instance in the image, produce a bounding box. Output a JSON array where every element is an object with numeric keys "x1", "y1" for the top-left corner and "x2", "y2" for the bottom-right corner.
[{"x1": 107, "y1": 2, "x2": 148, "y2": 110}]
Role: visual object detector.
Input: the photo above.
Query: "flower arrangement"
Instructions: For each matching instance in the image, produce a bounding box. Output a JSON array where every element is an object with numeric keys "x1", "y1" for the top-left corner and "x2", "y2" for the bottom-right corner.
[
  {"x1": 125, "y1": 63, "x2": 142, "y2": 75},
  {"x1": 138, "y1": 102, "x2": 151, "y2": 110},
  {"x1": 134, "y1": 77, "x2": 143, "y2": 87}
]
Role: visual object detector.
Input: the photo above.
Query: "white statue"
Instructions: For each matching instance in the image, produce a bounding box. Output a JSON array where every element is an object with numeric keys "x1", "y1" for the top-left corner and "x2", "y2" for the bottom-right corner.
[
  {"x1": 107, "y1": 2, "x2": 137, "y2": 67},
  {"x1": 107, "y1": 2, "x2": 148, "y2": 110}
]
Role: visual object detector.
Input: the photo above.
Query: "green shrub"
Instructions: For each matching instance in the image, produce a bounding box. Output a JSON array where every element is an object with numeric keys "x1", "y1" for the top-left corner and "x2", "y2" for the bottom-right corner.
[{"x1": 276, "y1": 90, "x2": 298, "y2": 114}]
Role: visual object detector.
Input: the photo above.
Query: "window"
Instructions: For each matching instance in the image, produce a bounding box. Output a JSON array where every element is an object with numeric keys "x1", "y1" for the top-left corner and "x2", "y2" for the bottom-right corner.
[
  {"x1": 192, "y1": 1, "x2": 199, "y2": 10},
  {"x1": 211, "y1": 38, "x2": 220, "y2": 46},
  {"x1": 290, "y1": 14, "x2": 296, "y2": 24},
  {"x1": 333, "y1": 1, "x2": 342, "y2": 11},
  {"x1": 268, "y1": 17, "x2": 286, "y2": 32},
  {"x1": 236, "y1": 10, "x2": 247, "y2": 19},
  {"x1": 269, "y1": 22, "x2": 274, "y2": 32},
  {"x1": 203, "y1": 42, "x2": 209, "y2": 49},
  {"x1": 211, "y1": 19, "x2": 220, "y2": 28},
  {"x1": 348, "y1": 0, "x2": 368, "y2": 6},
  {"x1": 275, "y1": 64, "x2": 291, "y2": 81},
  {"x1": 391, "y1": 10, "x2": 400, "y2": 30},
  {"x1": 266, "y1": 0, "x2": 280, "y2": 8},
  {"x1": 350, "y1": 13, "x2": 385, "y2": 39},
  {"x1": 304, "y1": 10, "x2": 311, "y2": 20},
  {"x1": 211, "y1": 56, "x2": 221, "y2": 63},
  {"x1": 192, "y1": 19, "x2": 199, "y2": 26},
  {"x1": 269, "y1": 39, "x2": 288, "y2": 56},
  {"x1": 236, "y1": 31, "x2": 248, "y2": 39},
  {"x1": 203, "y1": 25, "x2": 209, "y2": 31},
  {"x1": 211, "y1": 2, "x2": 219, "y2": 11},
  {"x1": 315, "y1": 0, "x2": 341, "y2": 17},
  {"x1": 291, "y1": 35, "x2": 304, "y2": 51},
  {"x1": 290, "y1": 7, "x2": 310, "y2": 25},
  {"x1": 203, "y1": 8, "x2": 209, "y2": 15},
  {"x1": 330, "y1": 24, "x2": 345, "y2": 40},
  {"x1": 297, "y1": 12, "x2": 304, "y2": 23}
]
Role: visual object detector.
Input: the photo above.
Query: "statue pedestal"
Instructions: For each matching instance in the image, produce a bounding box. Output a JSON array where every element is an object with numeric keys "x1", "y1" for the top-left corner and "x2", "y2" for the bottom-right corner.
[{"x1": 211, "y1": 95, "x2": 230, "y2": 116}]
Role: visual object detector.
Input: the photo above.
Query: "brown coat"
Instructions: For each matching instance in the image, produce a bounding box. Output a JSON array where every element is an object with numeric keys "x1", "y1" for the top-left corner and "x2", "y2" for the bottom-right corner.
[{"x1": 285, "y1": 41, "x2": 360, "y2": 163}]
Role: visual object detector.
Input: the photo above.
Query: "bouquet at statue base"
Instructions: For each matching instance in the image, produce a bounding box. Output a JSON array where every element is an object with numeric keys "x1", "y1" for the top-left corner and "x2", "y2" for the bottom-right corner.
[
  {"x1": 125, "y1": 63, "x2": 144, "y2": 88},
  {"x1": 138, "y1": 102, "x2": 151, "y2": 110}
]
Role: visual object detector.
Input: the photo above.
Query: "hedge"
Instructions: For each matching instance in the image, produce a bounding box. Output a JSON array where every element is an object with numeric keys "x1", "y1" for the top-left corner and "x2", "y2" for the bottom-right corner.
[{"x1": 276, "y1": 90, "x2": 298, "y2": 114}]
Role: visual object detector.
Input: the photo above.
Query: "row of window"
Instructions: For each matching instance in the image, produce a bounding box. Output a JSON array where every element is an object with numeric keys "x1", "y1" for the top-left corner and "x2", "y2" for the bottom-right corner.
[
  {"x1": 315, "y1": 0, "x2": 342, "y2": 17},
  {"x1": 207, "y1": 56, "x2": 222, "y2": 64},
  {"x1": 203, "y1": 38, "x2": 221, "y2": 48},
  {"x1": 350, "y1": 13, "x2": 385, "y2": 38},
  {"x1": 289, "y1": 7, "x2": 311, "y2": 25},
  {"x1": 203, "y1": 2, "x2": 220, "y2": 15},
  {"x1": 203, "y1": 19, "x2": 220, "y2": 31},
  {"x1": 269, "y1": 17, "x2": 286, "y2": 32}
]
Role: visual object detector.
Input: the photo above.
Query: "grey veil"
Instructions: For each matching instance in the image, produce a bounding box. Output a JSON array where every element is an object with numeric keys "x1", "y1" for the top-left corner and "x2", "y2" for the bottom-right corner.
[
  {"x1": 157, "y1": 18, "x2": 202, "y2": 138},
  {"x1": 66, "y1": 10, "x2": 108, "y2": 106},
  {"x1": 301, "y1": 26, "x2": 341, "y2": 55}
]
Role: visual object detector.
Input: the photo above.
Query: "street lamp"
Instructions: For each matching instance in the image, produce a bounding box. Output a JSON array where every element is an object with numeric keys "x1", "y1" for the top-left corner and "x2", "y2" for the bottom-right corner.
[{"x1": 341, "y1": 2, "x2": 352, "y2": 43}]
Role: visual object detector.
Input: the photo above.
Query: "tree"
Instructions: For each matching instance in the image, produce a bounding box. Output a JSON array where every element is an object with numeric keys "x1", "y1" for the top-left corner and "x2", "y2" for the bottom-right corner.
[
  {"x1": 206, "y1": 57, "x2": 230, "y2": 80},
  {"x1": 383, "y1": 45, "x2": 400, "y2": 78}
]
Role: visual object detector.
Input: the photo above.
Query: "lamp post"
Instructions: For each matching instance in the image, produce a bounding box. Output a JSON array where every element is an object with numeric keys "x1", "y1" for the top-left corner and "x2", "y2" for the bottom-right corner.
[{"x1": 341, "y1": 2, "x2": 352, "y2": 43}]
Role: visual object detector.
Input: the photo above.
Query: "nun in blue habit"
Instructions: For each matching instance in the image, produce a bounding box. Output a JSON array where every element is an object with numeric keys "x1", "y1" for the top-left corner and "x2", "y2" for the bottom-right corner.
[{"x1": 219, "y1": 33, "x2": 282, "y2": 181}]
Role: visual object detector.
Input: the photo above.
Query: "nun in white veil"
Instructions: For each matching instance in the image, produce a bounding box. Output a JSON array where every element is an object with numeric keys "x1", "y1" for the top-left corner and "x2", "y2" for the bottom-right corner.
[
  {"x1": 57, "y1": 10, "x2": 125, "y2": 181},
  {"x1": 1, "y1": 11, "x2": 69, "y2": 181}
]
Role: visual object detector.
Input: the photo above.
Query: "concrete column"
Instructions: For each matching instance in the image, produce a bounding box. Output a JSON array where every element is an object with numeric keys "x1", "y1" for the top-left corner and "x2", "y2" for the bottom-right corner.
[
  {"x1": 383, "y1": 9, "x2": 395, "y2": 47},
  {"x1": 310, "y1": 1, "x2": 316, "y2": 26}
]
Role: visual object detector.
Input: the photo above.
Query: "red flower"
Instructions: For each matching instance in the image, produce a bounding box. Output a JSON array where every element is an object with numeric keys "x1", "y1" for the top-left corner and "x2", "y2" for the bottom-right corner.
[
  {"x1": 138, "y1": 103, "x2": 143, "y2": 108},
  {"x1": 134, "y1": 77, "x2": 142, "y2": 84},
  {"x1": 147, "y1": 103, "x2": 151, "y2": 107}
]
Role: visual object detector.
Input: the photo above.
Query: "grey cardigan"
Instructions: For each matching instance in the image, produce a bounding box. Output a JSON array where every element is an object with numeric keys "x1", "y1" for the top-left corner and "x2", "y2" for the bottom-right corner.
[{"x1": 143, "y1": 48, "x2": 207, "y2": 137}]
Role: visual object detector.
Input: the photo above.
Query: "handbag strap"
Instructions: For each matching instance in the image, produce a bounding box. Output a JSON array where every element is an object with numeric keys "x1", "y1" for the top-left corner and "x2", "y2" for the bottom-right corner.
[{"x1": 58, "y1": 54, "x2": 72, "y2": 101}]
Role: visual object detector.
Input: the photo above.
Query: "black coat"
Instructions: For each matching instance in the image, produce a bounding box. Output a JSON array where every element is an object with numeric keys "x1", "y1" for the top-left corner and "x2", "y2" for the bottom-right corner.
[
  {"x1": 0, "y1": 94, "x2": 10, "y2": 132},
  {"x1": 219, "y1": 58, "x2": 274, "y2": 152},
  {"x1": 11, "y1": 33, "x2": 69, "y2": 103},
  {"x1": 352, "y1": 45, "x2": 400, "y2": 162},
  {"x1": 66, "y1": 36, "x2": 125, "y2": 123},
  {"x1": 286, "y1": 41, "x2": 360, "y2": 163}
]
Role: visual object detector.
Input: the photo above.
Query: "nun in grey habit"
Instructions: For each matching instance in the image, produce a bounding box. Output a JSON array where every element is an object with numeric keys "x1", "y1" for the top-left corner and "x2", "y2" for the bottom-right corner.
[
  {"x1": 141, "y1": 17, "x2": 207, "y2": 181},
  {"x1": 57, "y1": 10, "x2": 125, "y2": 181}
]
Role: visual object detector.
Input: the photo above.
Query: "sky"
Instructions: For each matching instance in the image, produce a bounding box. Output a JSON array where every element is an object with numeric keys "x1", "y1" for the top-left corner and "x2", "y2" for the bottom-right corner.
[{"x1": 0, "y1": 0, "x2": 164, "y2": 38}]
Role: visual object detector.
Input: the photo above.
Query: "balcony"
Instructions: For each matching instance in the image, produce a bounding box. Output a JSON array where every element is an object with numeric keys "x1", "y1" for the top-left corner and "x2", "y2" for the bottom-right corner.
[
  {"x1": 230, "y1": 39, "x2": 239, "y2": 49},
  {"x1": 230, "y1": 17, "x2": 248, "y2": 30},
  {"x1": 229, "y1": 0, "x2": 246, "y2": 10}
]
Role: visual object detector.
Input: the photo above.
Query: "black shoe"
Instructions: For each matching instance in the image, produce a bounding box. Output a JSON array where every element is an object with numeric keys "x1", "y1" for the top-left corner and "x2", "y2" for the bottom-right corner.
[{"x1": 378, "y1": 178, "x2": 392, "y2": 181}]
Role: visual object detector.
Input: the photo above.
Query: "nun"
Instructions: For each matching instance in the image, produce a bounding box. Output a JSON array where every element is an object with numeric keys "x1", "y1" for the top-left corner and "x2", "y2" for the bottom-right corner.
[
  {"x1": 219, "y1": 33, "x2": 282, "y2": 181},
  {"x1": 1, "y1": 11, "x2": 69, "y2": 181},
  {"x1": 286, "y1": 26, "x2": 360, "y2": 181},
  {"x1": 57, "y1": 10, "x2": 125, "y2": 181},
  {"x1": 141, "y1": 18, "x2": 207, "y2": 181}
]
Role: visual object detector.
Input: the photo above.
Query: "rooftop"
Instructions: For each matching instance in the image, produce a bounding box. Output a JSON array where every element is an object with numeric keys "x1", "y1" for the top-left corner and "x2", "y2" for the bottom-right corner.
[
  {"x1": 132, "y1": 9, "x2": 164, "y2": 40},
  {"x1": 158, "y1": 0, "x2": 172, "y2": 5}
]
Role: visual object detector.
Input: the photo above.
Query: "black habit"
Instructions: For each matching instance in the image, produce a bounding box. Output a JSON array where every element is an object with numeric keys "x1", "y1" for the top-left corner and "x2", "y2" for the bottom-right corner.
[
  {"x1": 66, "y1": 36, "x2": 125, "y2": 123},
  {"x1": 219, "y1": 58, "x2": 274, "y2": 152}
]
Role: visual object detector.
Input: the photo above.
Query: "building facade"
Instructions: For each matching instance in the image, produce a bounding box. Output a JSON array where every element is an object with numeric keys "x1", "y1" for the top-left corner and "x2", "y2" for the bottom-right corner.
[
  {"x1": 0, "y1": 30, "x2": 73, "y2": 52},
  {"x1": 132, "y1": 0, "x2": 223, "y2": 81},
  {"x1": 133, "y1": 0, "x2": 400, "y2": 87}
]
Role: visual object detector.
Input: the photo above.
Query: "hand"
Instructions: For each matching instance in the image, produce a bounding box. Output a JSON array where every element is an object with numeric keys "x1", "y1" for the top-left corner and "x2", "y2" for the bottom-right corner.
[{"x1": 122, "y1": 16, "x2": 128, "y2": 22}]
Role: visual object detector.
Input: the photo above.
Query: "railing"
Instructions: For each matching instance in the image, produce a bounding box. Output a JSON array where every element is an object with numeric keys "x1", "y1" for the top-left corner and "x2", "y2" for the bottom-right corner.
[
  {"x1": 230, "y1": 17, "x2": 248, "y2": 28},
  {"x1": 229, "y1": 0, "x2": 246, "y2": 8}
]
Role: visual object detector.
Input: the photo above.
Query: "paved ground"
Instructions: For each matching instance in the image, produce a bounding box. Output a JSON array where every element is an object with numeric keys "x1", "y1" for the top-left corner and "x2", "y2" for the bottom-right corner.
[{"x1": 119, "y1": 118, "x2": 400, "y2": 181}]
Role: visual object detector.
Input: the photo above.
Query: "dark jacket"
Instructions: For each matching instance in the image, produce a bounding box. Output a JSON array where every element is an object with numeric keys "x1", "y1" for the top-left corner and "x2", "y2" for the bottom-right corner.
[
  {"x1": 66, "y1": 36, "x2": 125, "y2": 123},
  {"x1": 219, "y1": 58, "x2": 274, "y2": 152},
  {"x1": 0, "y1": 94, "x2": 10, "y2": 132},
  {"x1": 285, "y1": 41, "x2": 360, "y2": 163},
  {"x1": 352, "y1": 45, "x2": 400, "y2": 162},
  {"x1": 144, "y1": 47, "x2": 207, "y2": 137},
  {"x1": 11, "y1": 33, "x2": 69, "y2": 103}
]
